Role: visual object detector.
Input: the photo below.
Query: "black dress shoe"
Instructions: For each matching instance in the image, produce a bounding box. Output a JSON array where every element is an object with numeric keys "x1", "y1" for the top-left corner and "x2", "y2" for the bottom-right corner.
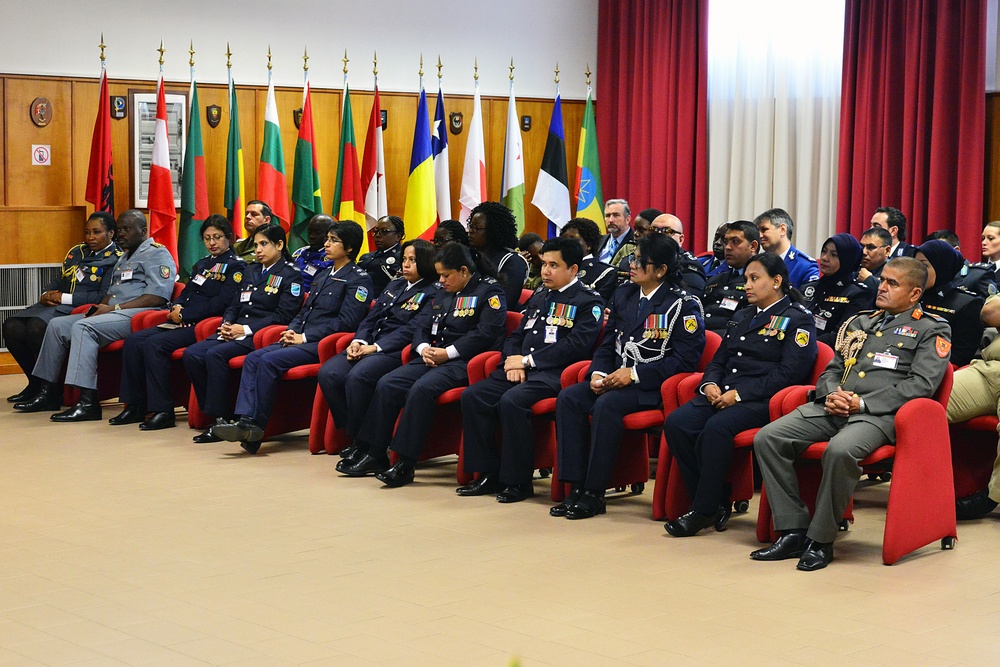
[
  {"x1": 139, "y1": 411, "x2": 175, "y2": 431},
  {"x1": 340, "y1": 454, "x2": 390, "y2": 477},
  {"x1": 338, "y1": 443, "x2": 362, "y2": 460},
  {"x1": 796, "y1": 540, "x2": 834, "y2": 571},
  {"x1": 109, "y1": 404, "x2": 147, "y2": 426},
  {"x1": 376, "y1": 460, "x2": 415, "y2": 488},
  {"x1": 956, "y1": 490, "x2": 999, "y2": 521},
  {"x1": 550, "y1": 488, "x2": 582, "y2": 517},
  {"x1": 7, "y1": 383, "x2": 39, "y2": 403},
  {"x1": 13, "y1": 382, "x2": 60, "y2": 412},
  {"x1": 715, "y1": 503, "x2": 733, "y2": 532},
  {"x1": 497, "y1": 482, "x2": 534, "y2": 504},
  {"x1": 193, "y1": 428, "x2": 223, "y2": 443},
  {"x1": 214, "y1": 417, "x2": 264, "y2": 444},
  {"x1": 749, "y1": 530, "x2": 809, "y2": 561},
  {"x1": 664, "y1": 508, "x2": 724, "y2": 537},
  {"x1": 565, "y1": 490, "x2": 606, "y2": 519},
  {"x1": 240, "y1": 440, "x2": 261, "y2": 455},
  {"x1": 51, "y1": 389, "x2": 101, "y2": 422},
  {"x1": 456, "y1": 474, "x2": 502, "y2": 496}
]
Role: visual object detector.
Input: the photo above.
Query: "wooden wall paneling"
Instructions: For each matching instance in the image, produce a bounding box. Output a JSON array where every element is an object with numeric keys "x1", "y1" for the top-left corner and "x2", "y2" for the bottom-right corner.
[
  {"x1": 985, "y1": 94, "x2": 1000, "y2": 223},
  {"x1": 0, "y1": 78, "x2": 5, "y2": 205},
  {"x1": 0, "y1": 206, "x2": 87, "y2": 264},
  {"x1": 71, "y1": 79, "x2": 97, "y2": 209},
  {"x1": 107, "y1": 80, "x2": 135, "y2": 216},
  {"x1": 5, "y1": 78, "x2": 74, "y2": 207}
]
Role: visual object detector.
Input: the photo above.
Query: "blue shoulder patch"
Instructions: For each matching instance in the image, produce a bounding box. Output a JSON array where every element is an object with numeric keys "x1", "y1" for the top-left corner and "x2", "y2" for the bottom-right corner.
[{"x1": 291, "y1": 283, "x2": 301, "y2": 297}]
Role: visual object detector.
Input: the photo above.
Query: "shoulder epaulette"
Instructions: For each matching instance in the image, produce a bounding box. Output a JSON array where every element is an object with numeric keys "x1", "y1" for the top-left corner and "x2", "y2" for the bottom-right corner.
[{"x1": 150, "y1": 241, "x2": 165, "y2": 248}]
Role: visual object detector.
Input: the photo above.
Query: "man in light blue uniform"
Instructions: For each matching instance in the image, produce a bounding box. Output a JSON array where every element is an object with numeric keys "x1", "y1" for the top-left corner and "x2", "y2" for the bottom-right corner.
[{"x1": 755, "y1": 208, "x2": 818, "y2": 290}]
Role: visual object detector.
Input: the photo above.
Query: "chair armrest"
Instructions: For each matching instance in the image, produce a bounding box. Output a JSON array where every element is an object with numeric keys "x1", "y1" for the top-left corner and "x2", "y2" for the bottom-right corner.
[
  {"x1": 563, "y1": 360, "x2": 591, "y2": 388},
  {"x1": 255, "y1": 324, "x2": 287, "y2": 348},
  {"x1": 774, "y1": 385, "x2": 814, "y2": 418},
  {"x1": 318, "y1": 332, "x2": 353, "y2": 363},
  {"x1": 676, "y1": 373, "x2": 705, "y2": 405},
  {"x1": 135, "y1": 310, "x2": 170, "y2": 330},
  {"x1": 194, "y1": 316, "x2": 223, "y2": 342},
  {"x1": 468, "y1": 351, "x2": 501, "y2": 384}
]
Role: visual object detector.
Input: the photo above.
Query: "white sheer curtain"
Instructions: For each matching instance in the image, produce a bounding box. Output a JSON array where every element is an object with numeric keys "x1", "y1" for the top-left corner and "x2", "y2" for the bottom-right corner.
[{"x1": 707, "y1": 0, "x2": 844, "y2": 257}]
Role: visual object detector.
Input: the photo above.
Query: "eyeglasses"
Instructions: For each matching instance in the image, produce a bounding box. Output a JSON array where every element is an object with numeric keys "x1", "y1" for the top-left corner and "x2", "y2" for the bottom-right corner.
[
  {"x1": 467, "y1": 225, "x2": 486, "y2": 234},
  {"x1": 862, "y1": 243, "x2": 886, "y2": 252},
  {"x1": 652, "y1": 227, "x2": 680, "y2": 236},
  {"x1": 202, "y1": 234, "x2": 226, "y2": 243},
  {"x1": 327, "y1": 237, "x2": 343, "y2": 245},
  {"x1": 629, "y1": 256, "x2": 651, "y2": 268},
  {"x1": 372, "y1": 228, "x2": 398, "y2": 237}
]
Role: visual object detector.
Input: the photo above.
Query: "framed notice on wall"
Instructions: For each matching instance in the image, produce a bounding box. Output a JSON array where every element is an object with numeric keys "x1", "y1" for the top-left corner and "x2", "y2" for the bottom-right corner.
[{"x1": 130, "y1": 90, "x2": 186, "y2": 208}]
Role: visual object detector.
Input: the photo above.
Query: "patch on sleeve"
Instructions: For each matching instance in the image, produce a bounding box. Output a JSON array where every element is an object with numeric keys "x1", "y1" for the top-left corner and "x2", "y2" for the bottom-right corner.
[
  {"x1": 355, "y1": 285, "x2": 369, "y2": 302},
  {"x1": 991, "y1": 283, "x2": 998, "y2": 296},
  {"x1": 593, "y1": 305, "x2": 602, "y2": 321},
  {"x1": 233, "y1": 271, "x2": 242, "y2": 284},
  {"x1": 683, "y1": 315, "x2": 698, "y2": 333},
  {"x1": 291, "y1": 283, "x2": 301, "y2": 297},
  {"x1": 488, "y1": 295, "x2": 501, "y2": 310},
  {"x1": 936, "y1": 336, "x2": 952, "y2": 358},
  {"x1": 795, "y1": 328, "x2": 810, "y2": 347},
  {"x1": 159, "y1": 265, "x2": 171, "y2": 279}
]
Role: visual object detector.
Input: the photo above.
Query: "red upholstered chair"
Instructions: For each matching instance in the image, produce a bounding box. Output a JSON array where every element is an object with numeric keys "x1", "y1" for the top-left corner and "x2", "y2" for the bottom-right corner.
[
  {"x1": 308, "y1": 333, "x2": 356, "y2": 454},
  {"x1": 948, "y1": 416, "x2": 999, "y2": 499},
  {"x1": 755, "y1": 363, "x2": 956, "y2": 565},
  {"x1": 519, "y1": 288, "x2": 534, "y2": 306},
  {"x1": 652, "y1": 341, "x2": 833, "y2": 521}
]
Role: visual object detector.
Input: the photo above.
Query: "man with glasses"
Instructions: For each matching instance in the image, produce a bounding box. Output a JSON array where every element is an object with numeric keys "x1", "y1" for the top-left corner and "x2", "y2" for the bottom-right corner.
[
  {"x1": 870, "y1": 206, "x2": 916, "y2": 259},
  {"x1": 357, "y1": 215, "x2": 405, "y2": 296},
  {"x1": 858, "y1": 226, "x2": 892, "y2": 289},
  {"x1": 755, "y1": 208, "x2": 818, "y2": 289},
  {"x1": 650, "y1": 213, "x2": 707, "y2": 298},
  {"x1": 701, "y1": 220, "x2": 761, "y2": 334}
]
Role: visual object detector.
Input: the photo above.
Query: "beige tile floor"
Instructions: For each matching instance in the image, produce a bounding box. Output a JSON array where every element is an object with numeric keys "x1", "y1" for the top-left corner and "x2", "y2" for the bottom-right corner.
[{"x1": 1, "y1": 374, "x2": 999, "y2": 666}]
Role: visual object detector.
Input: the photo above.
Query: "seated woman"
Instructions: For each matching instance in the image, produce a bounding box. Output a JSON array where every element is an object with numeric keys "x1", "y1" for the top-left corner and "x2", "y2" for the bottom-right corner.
[
  {"x1": 181, "y1": 224, "x2": 303, "y2": 443},
  {"x1": 800, "y1": 233, "x2": 874, "y2": 346},
  {"x1": 214, "y1": 221, "x2": 374, "y2": 453},
  {"x1": 662, "y1": 252, "x2": 818, "y2": 537},
  {"x1": 357, "y1": 215, "x2": 405, "y2": 296},
  {"x1": 319, "y1": 239, "x2": 440, "y2": 470},
  {"x1": 915, "y1": 239, "x2": 984, "y2": 367},
  {"x1": 552, "y1": 234, "x2": 706, "y2": 519},
  {"x1": 3, "y1": 212, "x2": 121, "y2": 403},
  {"x1": 111, "y1": 215, "x2": 245, "y2": 430},
  {"x1": 432, "y1": 219, "x2": 469, "y2": 250},
  {"x1": 467, "y1": 201, "x2": 528, "y2": 310},
  {"x1": 560, "y1": 217, "x2": 618, "y2": 303},
  {"x1": 343, "y1": 242, "x2": 507, "y2": 486},
  {"x1": 291, "y1": 214, "x2": 334, "y2": 292}
]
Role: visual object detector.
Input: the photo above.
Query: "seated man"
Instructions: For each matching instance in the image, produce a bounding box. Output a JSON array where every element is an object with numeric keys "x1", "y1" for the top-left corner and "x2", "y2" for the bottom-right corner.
[
  {"x1": 233, "y1": 200, "x2": 273, "y2": 263},
  {"x1": 291, "y1": 214, "x2": 334, "y2": 292},
  {"x1": 752, "y1": 258, "x2": 951, "y2": 571},
  {"x1": 754, "y1": 207, "x2": 818, "y2": 289},
  {"x1": 702, "y1": 220, "x2": 760, "y2": 334},
  {"x1": 649, "y1": 213, "x2": 707, "y2": 298},
  {"x1": 15, "y1": 210, "x2": 177, "y2": 421},
  {"x1": 458, "y1": 237, "x2": 603, "y2": 503},
  {"x1": 857, "y1": 226, "x2": 892, "y2": 290}
]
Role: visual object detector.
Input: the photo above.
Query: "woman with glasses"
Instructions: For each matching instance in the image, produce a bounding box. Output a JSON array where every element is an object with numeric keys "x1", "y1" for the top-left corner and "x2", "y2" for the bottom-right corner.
[
  {"x1": 800, "y1": 233, "x2": 874, "y2": 346},
  {"x1": 552, "y1": 234, "x2": 706, "y2": 519},
  {"x1": 466, "y1": 201, "x2": 528, "y2": 311},
  {"x1": 560, "y1": 217, "x2": 618, "y2": 303},
  {"x1": 110, "y1": 215, "x2": 246, "y2": 430},
  {"x1": 433, "y1": 219, "x2": 470, "y2": 250},
  {"x1": 357, "y1": 215, "x2": 405, "y2": 296}
]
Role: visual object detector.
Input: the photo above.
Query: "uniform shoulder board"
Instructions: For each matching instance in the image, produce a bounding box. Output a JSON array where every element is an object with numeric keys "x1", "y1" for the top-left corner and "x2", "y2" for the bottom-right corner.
[
  {"x1": 955, "y1": 284, "x2": 980, "y2": 297},
  {"x1": 582, "y1": 285, "x2": 601, "y2": 297},
  {"x1": 793, "y1": 302, "x2": 812, "y2": 314},
  {"x1": 972, "y1": 261, "x2": 992, "y2": 269},
  {"x1": 922, "y1": 309, "x2": 947, "y2": 322},
  {"x1": 292, "y1": 247, "x2": 305, "y2": 258},
  {"x1": 354, "y1": 265, "x2": 370, "y2": 276},
  {"x1": 150, "y1": 241, "x2": 165, "y2": 248},
  {"x1": 482, "y1": 276, "x2": 498, "y2": 284},
  {"x1": 358, "y1": 252, "x2": 373, "y2": 262},
  {"x1": 862, "y1": 309, "x2": 882, "y2": 319}
]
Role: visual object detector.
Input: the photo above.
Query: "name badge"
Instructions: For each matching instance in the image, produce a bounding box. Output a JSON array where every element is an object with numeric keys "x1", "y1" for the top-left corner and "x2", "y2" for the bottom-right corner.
[
  {"x1": 525, "y1": 317, "x2": 537, "y2": 329},
  {"x1": 75, "y1": 268, "x2": 86, "y2": 282},
  {"x1": 720, "y1": 297, "x2": 739, "y2": 311},
  {"x1": 813, "y1": 315, "x2": 827, "y2": 331},
  {"x1": 305, "y1": 265, "x2": 318, "y2": 275},
  {"x1": 240, "y1": 291, "x2": 252, "y2": 303},
  {"x1": 431, "y1": 319, "x2": 440, "y2": 336},
  {"x1": 873, "y1": 352, "x2": 898, "y2": 370},
  {"x1": 544, "y1": 325, "x2": 558, "y2": 344},
  {"x1": 191, "y1": 274, "x2": 207, "y2": 285},
  {"x1": 121, "y1": 269, "x2": 134, "y2": 281}
]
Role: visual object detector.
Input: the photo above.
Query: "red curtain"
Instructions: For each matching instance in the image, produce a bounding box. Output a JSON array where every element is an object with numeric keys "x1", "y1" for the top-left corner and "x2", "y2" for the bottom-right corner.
[
  {"x1": 596, "y1": 0, "x2": 709, "y2": 253},
  {"x1": 837, "y1": 0, "x2": 986, "y2": 256}
]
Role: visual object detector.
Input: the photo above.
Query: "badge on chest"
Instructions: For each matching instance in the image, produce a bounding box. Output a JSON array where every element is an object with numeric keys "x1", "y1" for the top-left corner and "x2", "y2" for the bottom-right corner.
[{"x1": 453, "y1": 296, "x2": 478, "y2": 317}]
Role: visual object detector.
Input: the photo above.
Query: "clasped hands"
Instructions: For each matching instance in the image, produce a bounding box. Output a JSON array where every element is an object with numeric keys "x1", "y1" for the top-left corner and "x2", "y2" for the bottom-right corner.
[
  {"x1": 824, "y1": 386, "x2": 861, "y2": 417},
  {"x1": 703, "y1": 383, "x2": 738, "y2": 409},
  {"x1": 590, "y1": 368, "x2": 633, "y2": 394}
]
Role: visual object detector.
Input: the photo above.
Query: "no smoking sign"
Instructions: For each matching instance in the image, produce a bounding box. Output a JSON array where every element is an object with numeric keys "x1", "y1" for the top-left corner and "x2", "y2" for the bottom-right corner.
[{"x1": 32, "y1": 144, "x2": 51, "y2": 166}]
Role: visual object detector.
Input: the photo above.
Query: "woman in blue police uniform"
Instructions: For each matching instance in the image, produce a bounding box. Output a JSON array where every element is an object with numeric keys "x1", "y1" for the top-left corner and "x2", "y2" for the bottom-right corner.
[
  {"x1": 663, "y1": 252, "x2": 818, "y2": 537},
  {"x1": 327, "y1": 240, "x2": 440, "y2": 470},
  {"x1": 552, "y1": 234, "x2": 706, "y2": 519},
  {"x1": 915, "y1": 239, "x2": 984, "y2": 367},
  {"x1": 291, "y1": 214, "x2": 334, "y2": 292},
  {"x1": 110, "y1": 215, "x2": 245, "y2": 430},
  {"x1": 213, "y1": 222, "x2": 375, "y2": 453},
  {"x1": 182, "y1": 224, "x2": 302, "y2": 443},
  {"x1": 432, "y1": 219, "x2": 469, "y2": 250},
  {"x1": 467, "y1": 201, "x2": 528, "y2": 311},
  {"x1": 4, "y1": 212, "x2": 121, "y2": 403},
  {"x1": 356, "y1": 215, "x2": 405, "y2": 296},
  {"x1": 560, "y1": 217, "x2": 618, "y2": 303},
  {"x1": 343, "y1": 242, "x2": 507, "y2": 486},
  {"x1": 800, "y1": 233, "x2": 874, "y2": 346}
]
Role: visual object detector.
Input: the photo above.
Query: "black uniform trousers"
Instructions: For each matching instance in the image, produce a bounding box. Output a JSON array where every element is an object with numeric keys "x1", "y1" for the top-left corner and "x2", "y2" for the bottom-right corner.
[
  {"x1": 461, "y1": 371, "x2": 561, "y2": 485},
  {"x1": 317, "y1": 352, "x2": 403, "y2": 440},
  {"x1": 662, "y1": 395, "x2": 770, "y2": 514},
  {"x1": 234, "y1": 342, "x2": 320, "y2": 425},
  {"x1": 355, "y1": 358, "x2": 469, "y2": 461},
  {"x1": 120, "y1": 326, "x2": 199, "y2": 412},
  {"x1": 555, "y1": 381, "x2": 645, "y2": 493},
  {"x1": 182, "y1": 337, "x2": 255, "y2": 419},
  {"x1": 3, "y1": 316, "x2": 49, "y2": 383}
]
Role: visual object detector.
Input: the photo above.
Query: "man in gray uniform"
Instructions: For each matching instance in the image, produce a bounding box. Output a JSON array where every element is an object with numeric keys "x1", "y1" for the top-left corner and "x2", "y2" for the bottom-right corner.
[
  {"x1": 752, "y1": 258, "x2": 951, "y2": 571},
  {"x1": 15, "y1": 210, "x2": 177, "y2": 422}
]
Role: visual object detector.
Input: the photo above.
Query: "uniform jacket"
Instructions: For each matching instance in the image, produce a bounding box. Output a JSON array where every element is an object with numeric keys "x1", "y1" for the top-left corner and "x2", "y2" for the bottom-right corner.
[
  {"x1": 356, "y1": 244, "x2": 402, "y2": 296},
  {"x1": 679, "y1": 251, "x2": 708, "y2": 298},
  {"x1": 802, "y1": 306, "x2": 951, "y2": 440},
  {"x1": 412, "y1": 273, "x2": 507, "y2": 360},
  {"x1": 354, "y1": 277, "x2": 439, "y2": 355},
  {"x1": 701, "y1": 296, "x2": 818, "y2": 403},
  {"x1": 784, "y1": 245, "x2": 820, "y2": 289},
  {"x1": 889, "y1": 242, "x2": 917, "y2": 259},
  {"x1": 287, "y1": 263, "x2": 373, "y2": 342},
  {"x1": 578, "y1": 256, "x2": 618, "y2": 303},
  {"x1": 602, "y1": 228, "x2": 635, "y2": 266},
  {"x1": 698, "y1": 253, "x2": 726, "y2": 279},
  {"x1": 486, "y1": 248, "x2": 529, "y2": 311},
  {"x1": 222, "y1": 259, "x2": 302, "y2": 332},
  {"x1": 45, "y1": 242, "x2": 122, "y2": 315},
  {"x1": 291, "y1": 246, "x2": 334, "y2": 293},
  {"x1": 174, "y1": 250, "x2": 247, "y2": 323},
  {"x1": 233, "y1": 236, "x2": 257, "y2": 264},
  {"x1": 106, "y1": 237, "x2": 177, "y2": 306},
  {"x1": 702, "y1": 267, "x2": 748, "y2": 333},
  {"x1": 958, "y1": 262, "x2": 997, "y2": 299},
  {"x1": 801, "y1": 275, "x2": 875, "y2": 346},
  {"x1": 921, "y1": 282, "x2": 984, "y2": 367},
  {"x1": 592, "y1": 282, "x2": 706, "y2": 402}
]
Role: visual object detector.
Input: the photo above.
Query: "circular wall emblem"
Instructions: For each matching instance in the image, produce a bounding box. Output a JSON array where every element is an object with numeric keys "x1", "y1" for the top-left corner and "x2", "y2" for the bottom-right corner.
[{"x1": 30, "y1": 97, "x2": 52, "y2": 127}]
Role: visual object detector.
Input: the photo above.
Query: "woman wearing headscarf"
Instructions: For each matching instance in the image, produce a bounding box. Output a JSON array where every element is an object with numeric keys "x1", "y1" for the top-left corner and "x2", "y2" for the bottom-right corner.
[
  {"x1": 800, "y1": 233, "x2": 874, "y2": 346},
  {"x1": 916, "y1": 239, "x2": 985, "y2": 367}
]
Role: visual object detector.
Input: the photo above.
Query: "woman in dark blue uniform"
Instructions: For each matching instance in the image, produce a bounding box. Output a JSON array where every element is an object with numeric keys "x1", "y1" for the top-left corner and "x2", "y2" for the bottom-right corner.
[
  {"x1": 4, "y1": 212, "x2": 121, "y2": 403},
  {"x1": 343, "y1": 242, "x2": 507, "y2": 487},
  {"x1": 552, "y1": 234, "x2": 707, "y2": 519},
  {"x1": 182, "y1": 224, "x2": 303, "y2": 443},
  {"x1": 213, "y1": 222, "x2": 374, "y2": 453},
  {"x1": 467, "y1": 201, "x2": 528, "y2": 310},
  {"x1": 356, "y1": 215, "x2": 404, "y2": 296},
  {"x1": 325, "y1": 239, "x2": 440, "y2": 470},
  {"x1": 432, "y1": 219, "x2": 469, "y2": 250},
  {"x1": 291, "y1": 214, "x2": 334, "y2": 292},
  {"x1": 112, "y1": 215, "x2": 246, "y2": 430},
  {"x1": 915, "y1": 239, "x2": 985, "y2": 367},
  {"x1": 560, "y1": 217, "x2": 618, "y2": 303},
  {"x1": 663, "y1": 252, "x2": 818, "y2": 537},
  {"x1": 800, "y1": 233, "x2": 874, "y2": 346}
]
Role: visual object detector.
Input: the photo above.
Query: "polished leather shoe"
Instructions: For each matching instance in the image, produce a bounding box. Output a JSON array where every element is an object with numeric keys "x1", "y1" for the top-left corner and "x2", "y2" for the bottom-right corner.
[
  {"x1": 7, "y1": 384, "x2": 38, "y2": 403},
  {"x1": 340, "y1": 454, "x2": 390, "y2": 477},
  {"x1": 664, "y1": 508, "x2": 724, "y2": 537},
  {"x1": 715, "y1": 503, "x2": 733, "y2": 532},
  {"x1": 338, "y1": 443, "x2": 362, "y2": 460},
  {"x1": 497, "y1": 482, "x2": 534, "y2": 503},
  {"x1": 51, "y1": 389, "x2": 101, "y2": 422},
  {"x1": 565, "y1": 490, "x2": 606, "y2": 519},
  {"x1": 139, "y1": 411, "x2": 175, "y2": 431},
  {"x1": 550, "y1": 488, "x2": 582, "y2": 517},
  {"x1": 214, "y1": 417, "x2": 264, "y2": 444},
  {"x1": 749, "y1": 530, "x2": 809, "y2": 561},
  {"x1": 240, "y1": 440, "x2": 261, "y2": 455},
  {"x1": 796, "y1": 540, "x2": 834, "y2": 571},
  {"x1": 109, "y1": 404, "x2": 147, "y2": 426},
  {"x1": 456, "y1": 474, "x2": 502, "y2": 497},
  {"x1": 376, "y1": 460, "x2": 415, "y2": 488},
  {"x1": 956, "y1": 490, "x2": 999, "y2": 521},
  {"x1": 193, "y1": 428, "x2": 222, "y2": 443},
  {"x1": 13, "y1": 383, "x2": 61, "y2": 412}
]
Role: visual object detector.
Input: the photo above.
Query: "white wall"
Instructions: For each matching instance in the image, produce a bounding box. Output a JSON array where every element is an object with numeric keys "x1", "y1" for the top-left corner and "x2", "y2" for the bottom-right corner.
[{"x1": 0, "y1": 0, "x2": 599, "y2": 99}]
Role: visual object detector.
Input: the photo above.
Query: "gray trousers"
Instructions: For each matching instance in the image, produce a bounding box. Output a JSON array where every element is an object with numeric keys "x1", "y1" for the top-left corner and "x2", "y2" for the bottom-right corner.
[
  {"x1": 946, "y1": 362, "x2": 1000, "y2": 503},
  {"x1": 33, "y1": 310, "x2": 146, "y2": 389},
  {"x1": 754, "y1": 408, "x2": 888, "y2": 543}
]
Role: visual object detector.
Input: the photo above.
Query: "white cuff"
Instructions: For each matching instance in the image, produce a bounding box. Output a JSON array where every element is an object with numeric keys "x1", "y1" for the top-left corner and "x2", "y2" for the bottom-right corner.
[
  {"x1": 415, "y1": 343, "x2": 430, "y2": 355},
  {"x1": 300, "y1": 333, "x2": 308, "y2": 343},
  {"x1": 445, "y1": 345, "x2": 460, "y2": 360},
  {"x1": 592, "y1": 371, "x2": 608, "y2": 379},
  {"x1": 523, "y1": 354, "x2": 535, "y2": 368},
  {"x1": 60, "y1": 293, "x2": 73, "y2": 305},
  {"x1": 374, "y1": 344, "x2": 383, "y2": 353}
]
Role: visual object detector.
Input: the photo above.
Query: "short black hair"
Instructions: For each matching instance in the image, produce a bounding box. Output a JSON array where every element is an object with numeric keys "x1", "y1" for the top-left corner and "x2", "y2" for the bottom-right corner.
[
  {"x1": 635, "y1": 233, "x2": 681, "y2": 286},
  {"x1": 118, "y1": 209, "x2": 147, "y2": 232},
  {"x1": 876, "y1": 206, "x2": 907, "y2": 241},
  {"x1": 88, "y1": 211, "x2": 117, "y2": 236},
  {"x1": 436, "y1": 220, "x2": 469, "y2": 247},
  {"x1": 726, "y1": 219, "x2": 761, "y2": 246},
  {"x1": 861, "y1": 226, "x2": 892, "y2": 246},
  {"x1": 635, "y1": 208, "x2": 663, "y2": 225},
  {"x1": 248, "y1": 199, "x2": 273, "y2": 221},
  {"x1": 745, "y1": 251, "x2": 802, "y2": 302},
  {"x1": 201, "y1": 214, "x2": 235, "y2": 245},
  {"x1": 330, "y1": 221, "x2": 364, "y2": 261},
  {"x1": 561, "y1": 217, "x2": 603, "y2": 255},
  {"x1": 253, "y1": 223, "x2": 293, "y2": 261},
  {"x1": 518, "y1": 232, "x2": 544, "y2": 252},
  {"x1": 926, "y1": 229, "x2": 960, "y2": 249},
  {"x1": 379, "y1": 215, "x2": 406, "y2": 236},
  {"x1": 469, "y1": 201, "x2": 518, "y2": 251},
  {"x1": 540, "y1": 236, "x2": 584, "y2": 270},
  {"x1": 434, "y1": 242, "x2": 499, "y2": 280},
  {"x1": 402, "y1": 239, "x2": 439, "y2": 282}
]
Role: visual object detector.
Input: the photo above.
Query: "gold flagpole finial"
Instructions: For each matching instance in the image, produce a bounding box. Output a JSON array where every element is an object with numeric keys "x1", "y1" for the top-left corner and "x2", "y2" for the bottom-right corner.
[
  {"x1": 302, "y1": 47, "x2": 309, "y2": 73},
  {"x1": 267, "y1": 45, "x2": 272, "y2": 72},
  {"x1": 585, "y1": 64, "x2": 592, "y2": 88},
  {"x1": 554, "y1": 62, "x2": 560, "y2": 85},
  {"x1": 509, "y1": 58, "x2": 515, "y2": 81},
  {"x1": 474, "y1": 57, "x2": 479, "y2": 82},
  {"x1": 99, "y1": 33, "x2": 107, "y2": 63},
  {"x1": 419, "y1": 53, "x2": 424, "y2": 78},
  {"x1": 225, "y1": 42, "x2": 233, "y2": 69},
  {"x1": 157, "y1": 40, "x2": 165, "y2": 67},
  {"x1": 437, "y1": 55, "x2": 443, "y2": 81},
  {"x1": 342, "y1": 49, "x2": 349, "y2": 75},
  {"x1": 188, "y1": 40, "x2": 195, "y2": 68},
  {"x1": 373, "y1": 51, "x2": 378, "y2": 77}
]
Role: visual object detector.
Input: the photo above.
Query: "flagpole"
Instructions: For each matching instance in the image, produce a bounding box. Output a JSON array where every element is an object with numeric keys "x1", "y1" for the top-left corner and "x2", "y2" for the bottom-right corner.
[
  {"x1": 302, "y1": 46, "x2": 309, "y2": 96},
  {"x1": 99, "y1": 32, "x2": 106, "y2": 75}
]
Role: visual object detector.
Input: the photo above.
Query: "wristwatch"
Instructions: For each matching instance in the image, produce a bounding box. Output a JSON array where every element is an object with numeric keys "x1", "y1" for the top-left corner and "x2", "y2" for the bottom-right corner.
[
  {"x1": 734, "y1": 390, "x2": 742, "y2": 403},
  {"x1": 113, "y1": 303, "x2": 121, "y2": 311}
]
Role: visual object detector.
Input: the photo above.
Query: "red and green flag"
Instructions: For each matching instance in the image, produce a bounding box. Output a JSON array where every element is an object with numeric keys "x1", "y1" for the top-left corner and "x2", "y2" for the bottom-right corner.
[
  {"x1": 290, "y1": 80, "x2": 323, "y2": 250},
  {"x1": 333, "y1": 84, "x2": 368, "y2": 254},
  {"x1": 258, "y1": 74, "x2": 290, "y2": 231},
  {"x1": 224, "y1": 72, "x2": 246, "y2": 237},
  {"x1": 178, "y1": 78, "x2": 209, "y2": 280}
]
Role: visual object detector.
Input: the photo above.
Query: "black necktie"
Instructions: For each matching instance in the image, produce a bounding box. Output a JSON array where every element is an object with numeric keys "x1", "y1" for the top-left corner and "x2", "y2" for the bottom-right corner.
[{"x1": 638, "y1": 296, "x2": 649, "y2": 320}]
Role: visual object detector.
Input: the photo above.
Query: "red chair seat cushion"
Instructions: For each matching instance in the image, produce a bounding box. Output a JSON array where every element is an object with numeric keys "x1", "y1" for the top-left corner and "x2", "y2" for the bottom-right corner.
[
  {"x1": 963, "y1": 415, "x2": 999, "y2": 431},
  {"x1": 438, "y1": 387, "x2": 465, "y2": 404},
  {"x1": 622, "y1": 409, "x2": 663, "y2": 430},
  {"x1": 531, "y1": 398, "x2": 557, "y2": 416},
  {"x1": 283, "y1": 364, "x2": 321, "y2": 381}
]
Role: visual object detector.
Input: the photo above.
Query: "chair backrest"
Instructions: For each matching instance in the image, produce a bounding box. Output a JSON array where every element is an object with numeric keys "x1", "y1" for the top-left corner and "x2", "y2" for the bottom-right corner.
[
  {"x1": 519, "y1": 289, "x2": 534, "y2": 306},
  {"x1": 171, "y1": 281, "x2": 185, "y2": 301},
  {"x1": 699, "y1": 330, "x2": 722, "y2": 372},
  {"x1": 933, "y1": 363, "x2": 954, "y2": 410},
  {"x1": 505, "y1": 311, "x2": 524, "y2": 335},
  {"x1": 811, "y1": 341, "x2": 835, "y2": 384}
]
